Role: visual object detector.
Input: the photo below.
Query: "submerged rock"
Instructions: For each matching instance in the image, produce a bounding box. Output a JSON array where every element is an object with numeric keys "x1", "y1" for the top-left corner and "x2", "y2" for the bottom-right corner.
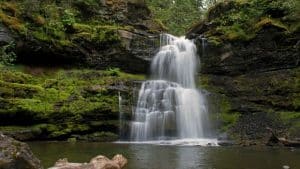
[
  {"x1": 0, "y1": 133, "x2": 42, "y2": 169},
  {"x1": 49, "y1": 154, "x2": 127, "y2": 169},
  {"x1": 218, "y1": 140, "x2": 237, "y2": 146}
]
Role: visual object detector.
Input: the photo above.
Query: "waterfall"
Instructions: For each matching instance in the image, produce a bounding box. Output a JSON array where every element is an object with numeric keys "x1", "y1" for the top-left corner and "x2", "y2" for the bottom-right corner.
[
  {"x1": 118, "y1": 92, "x2": 123, "y2": 138},
  {"x1": 125, "y1": 34, "x2": 216, "y2": 145}
]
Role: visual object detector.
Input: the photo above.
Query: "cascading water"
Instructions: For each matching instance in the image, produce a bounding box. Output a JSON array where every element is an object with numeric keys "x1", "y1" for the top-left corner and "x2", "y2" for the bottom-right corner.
[{"x1": 126, "y1": 34, "x2": 217, "y2": 145}]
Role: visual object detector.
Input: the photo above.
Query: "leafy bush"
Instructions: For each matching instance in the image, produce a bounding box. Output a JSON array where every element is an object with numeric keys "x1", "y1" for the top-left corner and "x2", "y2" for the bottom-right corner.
[
  {"x1": 62, "y1": 9, "x2": 76, "y2": 27},
  {"x1": 106, "y1": 68, "x2": 121, "y2": 77},
  {"x1": 0, "y1": 42, "x2": 16, "y2": 65}
]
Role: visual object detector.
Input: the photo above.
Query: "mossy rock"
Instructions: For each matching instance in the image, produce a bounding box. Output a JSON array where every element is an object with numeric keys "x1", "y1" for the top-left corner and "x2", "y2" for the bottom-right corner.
[
  {"x1": 188, "y1": 0, "x2": 299, "y2": 43},
  {"x1": 0, "y1": 66, "x2": 144, "y2": 140}
]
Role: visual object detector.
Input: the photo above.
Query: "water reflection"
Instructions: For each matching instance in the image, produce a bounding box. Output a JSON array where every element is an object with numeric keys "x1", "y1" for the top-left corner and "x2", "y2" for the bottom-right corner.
[{"x1": 28, "y1": 142, "x2": 300, "y2": 169}]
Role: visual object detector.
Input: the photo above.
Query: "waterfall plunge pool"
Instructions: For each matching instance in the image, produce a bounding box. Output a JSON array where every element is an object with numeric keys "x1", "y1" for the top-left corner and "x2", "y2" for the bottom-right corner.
[{"x1": 28, "y1": 142, "x2": 300, "y2": 169}]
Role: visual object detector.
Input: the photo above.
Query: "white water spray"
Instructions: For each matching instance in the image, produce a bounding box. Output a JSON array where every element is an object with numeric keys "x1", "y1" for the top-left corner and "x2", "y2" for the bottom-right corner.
[{"x1": 127, "y1": 34, "x2": 216, "y2": 145}]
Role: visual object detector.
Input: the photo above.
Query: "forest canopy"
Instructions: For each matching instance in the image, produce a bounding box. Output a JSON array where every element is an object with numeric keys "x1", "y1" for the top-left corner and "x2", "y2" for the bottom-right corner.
[{"x1": 147, "y1": 0, "x2": 218, "y2": 35}]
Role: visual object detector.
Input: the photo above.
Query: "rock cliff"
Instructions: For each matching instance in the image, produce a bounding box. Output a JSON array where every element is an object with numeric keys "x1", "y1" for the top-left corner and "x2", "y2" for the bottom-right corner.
[
  {"x1": 0, "y1": 0, "x2": 164, "y2": 73},
  {"x1": 0, "y1": 0, "x2": 161, "y2": 141},
  {"x1": 188, "y1": 0, "x2": 299, "y2": 144}
]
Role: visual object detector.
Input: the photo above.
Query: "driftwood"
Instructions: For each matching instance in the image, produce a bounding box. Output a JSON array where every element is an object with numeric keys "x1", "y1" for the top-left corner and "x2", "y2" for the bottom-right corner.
[
  {"x1": 266, "y1": 127, "x2": 300, "y2": 147},
  {"x1": 49, "y1": 154, "x2": 128, "y2": 169}
]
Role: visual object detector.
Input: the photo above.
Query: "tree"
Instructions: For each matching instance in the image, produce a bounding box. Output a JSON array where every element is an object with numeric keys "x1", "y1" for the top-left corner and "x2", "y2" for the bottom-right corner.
[{"x1": 146, "y1": 0, "x2": 220, "y2": 35}]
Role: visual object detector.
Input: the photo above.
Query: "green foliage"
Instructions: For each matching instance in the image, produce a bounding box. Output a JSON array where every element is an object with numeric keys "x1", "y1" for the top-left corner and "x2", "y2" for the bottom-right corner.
[
  {"x1": 218, "y1": 96, "x2": 239, "y2": 132},
  {"x1": 201, "y1": 0, "x2": 299, "y2": 42},
  {"x1": 0, "y1": 66, "x2": 145, "y2": 140},
  {"x1": 106, "y1": 68, "x2": 121, "y2": 77},
  {"x1": 0, "y1": 0, "x2": 126, "y2": 50},
  {"x1": 61, "y1": 9, "x2": 76, "y2": 27},
  {"x1": 0, "y1": 2, "x2": 27, "y2": 33},
  {"x1": 72, "y1": 24, "x2": 121, "y2": 44},
  {"x1": 0, "y1": 65, "x2": 144, "y2": 118},
  {"x1": 147, "y1": 0, "x2": 204, "y2": 35},
  {"x1": 278, "y1": 111, "x2": 300, "y2": 137},
  {"x1": 0, "y1": 42, "x2": 16, "y2": 66}
]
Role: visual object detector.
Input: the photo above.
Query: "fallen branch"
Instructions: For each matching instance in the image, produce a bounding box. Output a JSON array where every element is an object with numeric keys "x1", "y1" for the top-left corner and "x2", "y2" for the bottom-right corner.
[{"x1": 266, "y1": 127, "x2": 300, "y2": 147}]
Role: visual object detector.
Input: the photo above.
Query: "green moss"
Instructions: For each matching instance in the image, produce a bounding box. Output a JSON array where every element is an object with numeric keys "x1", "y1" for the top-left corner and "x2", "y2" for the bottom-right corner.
[
  {"x1": 207, "y1": 36, "x2": 223, "y2": 46},
  {"x1": 0, "y1": 69, "x2": 32, "y2": 83},
  {"x1": 57, "y1": 40, "x2": 74, "y2": 47},
  {"x1": 220, "y1": 112, "x2": 240, "y2": 132},
  {"x1": 33, "y1": 15, "x2": 46, "y2": 26},
  {"x1": 0, "y1": 80, "x2": 43, "y2": 98},
  {"x1": 106, "y1": 67, "x2": 121, "y2": 77},
  {"x1": 0, "y1": 124, "x2": 47, "y2": 135},
  {"x1": 0, "y1": 0, "x2": 135, "y2": 51},
  {"x1": 293, "y1": 97, "x2": 300, "y2": 110},
  {"x1": 218, "y1": 95, "x2": 240, "y2": 132},
  {"x1": 198, "y1": 0, "x2": 298, "y2": 42},
  {"x1": 279, "y1": 111, "x2": 300, "y2": 122},
  {"x1": 153, "y1": 19, "x2": 168, "y2": 31},
  {"x1": 0, "y1": 2, "x2": 27, "y2": 34},
  {"x1": 278, "y1": 111, "x2": 300, "y2": 137},
  {"x1": 32, "y1": 30, "x2": 52, "y2": 42},
  {"x1": 72, "y1": 24, "x2": 121, "y2": 44},
  {"x1": 90, "y1": 131, "x2": 118, "y2": 142},
  {"x1": 89, "y1": 120, "x2": 119, "y2": 127},
  {"x1": 60, "y1": 96, "x2": 118, "y2": 114},
  {"x1": 12, "y1": 98, "x2": 54, "y2": 113},
  {"x1": 217, "y1": 24, "x2": 256, "y2": 41},
  {"x1": 0, "y1": 66, "x2": 143, "y2": 130},
  {"x1": 254, "y1": 17, "x2": 289, "y2": 32},
  {"x1": 72, "y1": 23, "x2": 93, "y2": 33},
  {"x1": 67, "y1": 137, "x2": 77, "y2": 142},
  {"x1": 197, "y1": 75, "x2": 225, "y2": 93}
]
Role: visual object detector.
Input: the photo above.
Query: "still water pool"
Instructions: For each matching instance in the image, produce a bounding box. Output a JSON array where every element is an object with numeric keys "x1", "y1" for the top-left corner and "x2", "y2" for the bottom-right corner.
[{"x1": 28, "y1": 142, "x2": 300, "y2": 169}]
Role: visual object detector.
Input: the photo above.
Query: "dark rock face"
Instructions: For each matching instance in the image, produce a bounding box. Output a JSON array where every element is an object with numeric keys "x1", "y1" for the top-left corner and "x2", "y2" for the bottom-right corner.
[
  {"x1": 86, "y1": 29, "x2": 158, "y2": 73},
  {"x1": 195, "y1": 27, "x2": 299, "y2": 76},
  {"x1": 1, "y1": 0, "x2": 162, "y2": 73},
  {"x1": 0, "y1": 25, "x2": 13, "y2": 45},
  {"x1": 191, "y1": 23, "x2": 299, "y2": 144},
  {"x1": 187, "y1": 0, "x2": 300, "y2": 145},
  {"x1": 0, "y1": 133, "x2": 43, "y2": 169}
]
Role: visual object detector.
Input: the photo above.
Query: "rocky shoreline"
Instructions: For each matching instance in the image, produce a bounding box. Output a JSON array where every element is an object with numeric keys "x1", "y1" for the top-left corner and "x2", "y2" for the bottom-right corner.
[
  {"x1": 0, "y1": 133, "x2": 43, "y2": 169},
  {"x1": 0, "y1": 133, "x2": 128, "y2": 169}
]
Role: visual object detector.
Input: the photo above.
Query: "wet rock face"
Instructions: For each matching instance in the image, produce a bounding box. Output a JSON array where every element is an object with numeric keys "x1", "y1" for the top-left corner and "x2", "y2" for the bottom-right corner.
[
  {"x1": 0, "y1": 133, "x2": 43, "y2": 169},
  {"x1": 195, "y1": 27, "x2": 299, "y2": 76},
  {"x1": 195, "y1": 30, "x2": 299, "y2": 143},
  {"x1": 0, "y1": 25, "x2": 13, "y2": 45},
  {"x1": 190, "y1": 21, "x2": 299, "y2": 144},
  {"x1": 85, "y1": 29, "x2": 159, "y2": 73}
]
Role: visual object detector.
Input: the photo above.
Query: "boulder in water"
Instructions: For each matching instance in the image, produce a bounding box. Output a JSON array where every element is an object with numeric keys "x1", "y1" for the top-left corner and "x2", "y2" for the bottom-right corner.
[
  {"x1": 49, "y1": 154, "x2": 127, "y2": 169},
  {"x1": 0, "y1": 133, "x2": 43, "y2": 169}
]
